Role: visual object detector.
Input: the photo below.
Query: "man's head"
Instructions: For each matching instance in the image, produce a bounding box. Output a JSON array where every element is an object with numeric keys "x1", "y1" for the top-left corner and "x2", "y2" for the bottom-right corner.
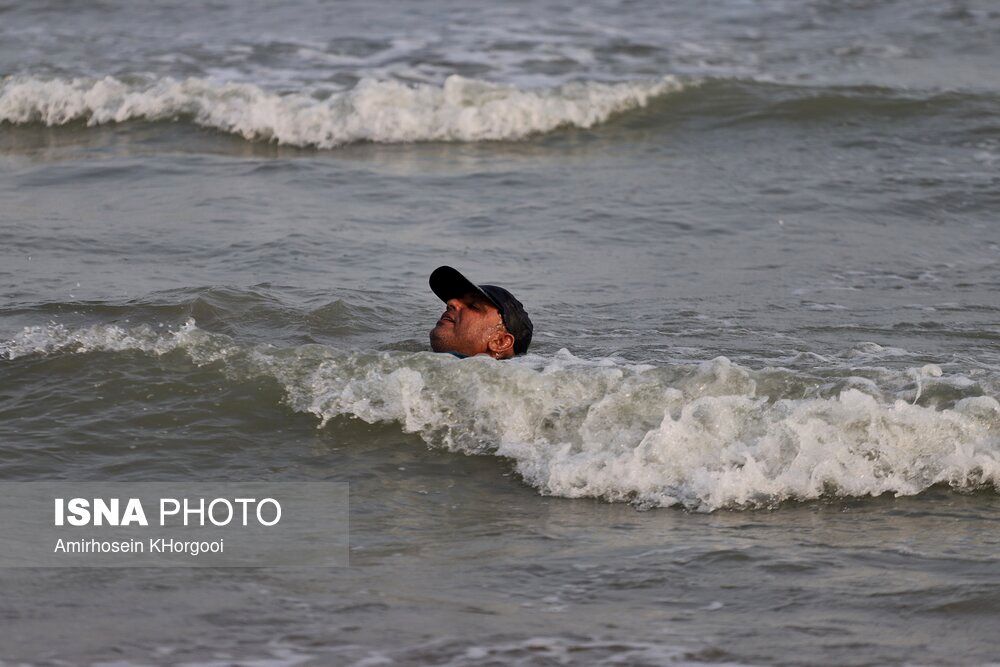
[{"x1": 428, "y1": 266, "x2": 532, "y2": 359}]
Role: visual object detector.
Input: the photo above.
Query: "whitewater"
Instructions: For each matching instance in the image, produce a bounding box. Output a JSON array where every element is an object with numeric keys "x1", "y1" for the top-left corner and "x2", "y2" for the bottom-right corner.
[
  {"x1": 0, "y1": 74, "x2": 683, "y2": 147},
  {"x1": 5, "y1": 319, "x2": 997, "y2": 511}
]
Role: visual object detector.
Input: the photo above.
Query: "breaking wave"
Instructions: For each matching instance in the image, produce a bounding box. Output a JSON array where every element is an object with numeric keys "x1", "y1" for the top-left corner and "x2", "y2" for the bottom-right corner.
[
  {"x1": 4, "y1": 319, "x2": 999, "y2": 511},
  {"x1": 0, "y1": 74, "x2": 683, "y2": 147}
]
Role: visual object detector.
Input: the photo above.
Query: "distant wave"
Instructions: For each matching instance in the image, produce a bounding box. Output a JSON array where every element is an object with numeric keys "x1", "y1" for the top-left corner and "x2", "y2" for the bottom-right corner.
[
  {"x1": 4, "y1": 319, "x2": 999, "y2": 511},
  {"x1": 0, "y1": 74, "x2": 683, "y2": 147}
]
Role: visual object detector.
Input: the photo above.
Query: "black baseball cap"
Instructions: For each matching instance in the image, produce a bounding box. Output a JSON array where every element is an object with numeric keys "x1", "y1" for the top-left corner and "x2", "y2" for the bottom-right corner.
[{"x1": 429, "y1": 266, "x2": 533, "y2": 355}]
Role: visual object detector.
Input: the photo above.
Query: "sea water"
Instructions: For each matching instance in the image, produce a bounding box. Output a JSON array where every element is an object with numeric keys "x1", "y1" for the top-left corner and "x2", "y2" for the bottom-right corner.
[{"x1": 1, "y1": 1, "x2": 998, "y2": 664}]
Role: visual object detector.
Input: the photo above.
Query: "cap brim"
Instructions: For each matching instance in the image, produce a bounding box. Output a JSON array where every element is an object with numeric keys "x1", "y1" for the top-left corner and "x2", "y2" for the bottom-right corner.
[{"x1": 429, "y1": 266, "x2": 499, "y2": 309}]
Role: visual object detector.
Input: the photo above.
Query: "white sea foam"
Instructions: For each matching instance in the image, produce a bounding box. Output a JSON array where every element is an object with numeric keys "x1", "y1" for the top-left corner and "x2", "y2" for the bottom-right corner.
[
  {"x1": 4, "y1": 320, "x2": 999, "y2": 511},
  {"x1": 328, "y1": 636, "x2": 710, "y2": 667},
  {"x1": 0, "y1": 74, "x2": 683, "y2": 147},
  {"x1": 0, "y1": 318, "x2": 237, "y2": 365}
]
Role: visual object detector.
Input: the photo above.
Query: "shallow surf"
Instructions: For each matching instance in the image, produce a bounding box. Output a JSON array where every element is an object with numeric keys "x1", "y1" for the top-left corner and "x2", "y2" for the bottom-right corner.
[{"x1": 2, "y1": 0, "x2": 999, "y2": 664}]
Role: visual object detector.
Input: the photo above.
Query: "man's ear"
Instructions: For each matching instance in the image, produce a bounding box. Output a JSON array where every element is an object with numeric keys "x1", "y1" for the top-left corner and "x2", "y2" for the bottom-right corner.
[{"x1": 488, "y1": 331, "x2": 515, "y2": 358}]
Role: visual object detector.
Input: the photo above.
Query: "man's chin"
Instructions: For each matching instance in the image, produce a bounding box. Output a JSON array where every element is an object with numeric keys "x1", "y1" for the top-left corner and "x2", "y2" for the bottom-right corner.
[{"x1": 429, "y1": 328, "x2": 452, "y2": 353}]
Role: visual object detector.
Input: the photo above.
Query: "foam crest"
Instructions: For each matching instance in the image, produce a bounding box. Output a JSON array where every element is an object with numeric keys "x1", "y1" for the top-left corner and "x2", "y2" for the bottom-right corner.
[
  {"x1": 4, "y1": 321, "x2": 998, "y2": 511},
  {"x1": 0, "y1": 318, "x2": 236, "y2": 364},
  {"x1": 273, "y1": 350, "x2": 999, "y2": 510},
  {"x1": 0, "y1": 74, "x2": 683, "y2": 147}
]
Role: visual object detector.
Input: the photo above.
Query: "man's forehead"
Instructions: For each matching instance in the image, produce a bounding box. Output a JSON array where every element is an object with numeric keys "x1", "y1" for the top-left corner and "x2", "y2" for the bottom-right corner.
[{"x1": 458, "y1": 292, "x2": 497, "y2": 310}]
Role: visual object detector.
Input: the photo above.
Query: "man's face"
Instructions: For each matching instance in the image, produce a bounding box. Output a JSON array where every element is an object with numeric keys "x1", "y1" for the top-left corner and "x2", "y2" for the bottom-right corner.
[{"x1": 429, "y1": 293, "x2": 506, "y2": 357}]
